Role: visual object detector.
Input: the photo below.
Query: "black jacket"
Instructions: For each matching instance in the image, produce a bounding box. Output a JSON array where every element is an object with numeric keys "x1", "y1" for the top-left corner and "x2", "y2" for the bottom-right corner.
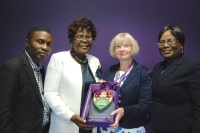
[
  {"x1": 150, "y1": 54, "x2": 200, "y2": 133},
  {"x1": 0, "y1": 51, "x2": 49, "y2": 133}
]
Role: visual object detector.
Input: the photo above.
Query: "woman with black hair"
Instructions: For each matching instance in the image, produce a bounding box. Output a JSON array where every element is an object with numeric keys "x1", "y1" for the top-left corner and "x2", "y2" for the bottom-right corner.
[
  {"x1": 44, "y1": 18, "x2": 101, "y2": 133},
  {"x1": 150, "y1": 25, "x2": 200, "y2": 133}
]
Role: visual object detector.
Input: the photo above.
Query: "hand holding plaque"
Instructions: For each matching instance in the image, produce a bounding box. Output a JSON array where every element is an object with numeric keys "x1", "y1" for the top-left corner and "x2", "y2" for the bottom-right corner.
[{"x1": 81, "y1": 81, "x2": 120, "y2": 127}]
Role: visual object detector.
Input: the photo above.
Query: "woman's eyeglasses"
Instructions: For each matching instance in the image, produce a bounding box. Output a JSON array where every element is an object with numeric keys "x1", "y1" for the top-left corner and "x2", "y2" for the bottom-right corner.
[
  {"x1": 75, "y1": 35, "x2": 93, "y2": 41},
  {"x1": 158, "y1": 39, "x2": 179, "y2": 46}
]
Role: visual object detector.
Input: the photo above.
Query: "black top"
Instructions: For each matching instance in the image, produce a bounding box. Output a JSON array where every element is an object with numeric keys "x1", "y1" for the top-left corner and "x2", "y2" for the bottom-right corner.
[{"x1": 79, "y1": 63, "x2": 95, "y2": 133}]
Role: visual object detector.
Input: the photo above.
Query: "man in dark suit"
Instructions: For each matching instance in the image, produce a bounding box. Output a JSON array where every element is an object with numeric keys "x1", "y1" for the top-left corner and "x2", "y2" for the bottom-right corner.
[{"x1": 0, "y1": 27, "x2": 53, "y2": 133}]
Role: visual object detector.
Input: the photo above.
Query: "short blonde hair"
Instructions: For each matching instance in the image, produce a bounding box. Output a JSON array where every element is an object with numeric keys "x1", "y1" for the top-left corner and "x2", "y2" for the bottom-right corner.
[{"x1": 109, "y1": 33, "x2": 139, "y2": 58}]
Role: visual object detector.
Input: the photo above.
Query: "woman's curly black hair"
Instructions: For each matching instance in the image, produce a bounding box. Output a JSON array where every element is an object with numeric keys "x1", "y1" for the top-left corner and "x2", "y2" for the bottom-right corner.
[{"x1": 67, "y1": 18, "x2": 97, "y2": 43}]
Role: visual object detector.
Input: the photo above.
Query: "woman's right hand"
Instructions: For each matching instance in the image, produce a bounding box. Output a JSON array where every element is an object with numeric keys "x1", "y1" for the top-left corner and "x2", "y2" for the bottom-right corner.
[{"x1": 70, "y1": 114, "x2": 95, "y2": 130}]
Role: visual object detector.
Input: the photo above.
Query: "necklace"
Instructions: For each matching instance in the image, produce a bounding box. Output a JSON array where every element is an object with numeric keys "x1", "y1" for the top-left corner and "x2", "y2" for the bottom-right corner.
[{"x1": 70, "y1": 49, "x2": 88, "y2": 64}]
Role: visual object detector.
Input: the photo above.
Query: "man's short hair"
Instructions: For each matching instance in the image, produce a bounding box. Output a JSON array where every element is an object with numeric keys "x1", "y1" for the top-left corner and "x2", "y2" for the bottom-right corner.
[{"x1": 26, "y1": 27, "x2": 52, "y2": 40}]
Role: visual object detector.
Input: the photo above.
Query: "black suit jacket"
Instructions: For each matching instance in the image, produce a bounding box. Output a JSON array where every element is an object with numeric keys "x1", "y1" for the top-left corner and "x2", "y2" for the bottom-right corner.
[
  {"x1": 104, "y1": 60, "x2": 152, "y2": 128},
  {"x1": 150, "y1": 54, "x2": 200, "y2": 133},
  {"x1": 0, "y1": 51, "x2": 49, "y2": 133}
]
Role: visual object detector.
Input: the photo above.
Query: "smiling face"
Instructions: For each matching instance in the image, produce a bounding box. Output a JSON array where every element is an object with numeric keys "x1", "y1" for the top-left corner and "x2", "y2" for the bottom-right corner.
[
  {"x1": 114, "y1": 41, "x2": 132, "y2": 61},
  {"x1": 72, "y1": 27, "x2": 93, "y2": 57},
  {"x1": 158, "y1": 30, "x2": 183, "y2": 60},
  {"x1": 25, "y1": 31, "x2": 52, "y2": 64}
]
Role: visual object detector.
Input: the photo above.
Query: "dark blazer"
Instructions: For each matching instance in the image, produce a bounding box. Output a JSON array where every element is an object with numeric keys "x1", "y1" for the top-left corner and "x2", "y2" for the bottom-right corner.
[
  {"x1": 0, "y1": 51, "x2": 49, "y2": 133},
  {"x1": 150, "y1": 54, "x2": 200, "y2": 133},
  {"x1": 105, "y1": 60, "x2": 152, "y2": 128}
]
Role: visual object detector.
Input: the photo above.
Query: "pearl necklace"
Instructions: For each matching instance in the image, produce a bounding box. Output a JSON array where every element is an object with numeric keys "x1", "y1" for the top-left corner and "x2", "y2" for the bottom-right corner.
[{"x1": 70, "y1": 49, "x2": 88, "y2": 64}]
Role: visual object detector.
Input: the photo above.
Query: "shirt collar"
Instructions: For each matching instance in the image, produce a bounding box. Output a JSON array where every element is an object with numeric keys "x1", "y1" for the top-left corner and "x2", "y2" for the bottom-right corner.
[{"x1": 25, "y1": 50, "x2": 42, "y2": 71}]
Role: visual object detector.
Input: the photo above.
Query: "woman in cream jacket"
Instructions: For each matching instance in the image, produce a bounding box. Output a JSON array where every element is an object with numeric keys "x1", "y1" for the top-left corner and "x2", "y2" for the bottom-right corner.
[{"x1": 44, "y1": 18, "x2": 101, "y2": 133}]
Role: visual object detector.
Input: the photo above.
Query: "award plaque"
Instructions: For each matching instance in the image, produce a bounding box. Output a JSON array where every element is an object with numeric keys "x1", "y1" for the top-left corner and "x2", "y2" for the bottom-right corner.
[{"x1": 81, "y1": 82, "x2": 120, "y2": 127}]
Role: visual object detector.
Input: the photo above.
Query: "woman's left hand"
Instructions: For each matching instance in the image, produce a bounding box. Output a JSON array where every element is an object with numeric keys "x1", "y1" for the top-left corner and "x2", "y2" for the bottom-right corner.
[
  {"x1": 109, "y1": 107, "x2": 124, "y2": 128},
  {"x1": 99, "y1": 79, "x2": 106, "y2": 83}
]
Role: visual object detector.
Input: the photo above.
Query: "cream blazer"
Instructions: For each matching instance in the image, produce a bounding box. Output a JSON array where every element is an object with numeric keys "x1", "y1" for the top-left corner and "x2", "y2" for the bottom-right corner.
[{"x1": 44, "y1": 51, "x2": 101, "y2": 133}]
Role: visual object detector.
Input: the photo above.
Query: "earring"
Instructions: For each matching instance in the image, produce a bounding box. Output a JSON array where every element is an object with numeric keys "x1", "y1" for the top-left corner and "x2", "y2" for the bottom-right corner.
[{"x1": 181, "y1": 47, "x2": 184, "y2": 53}]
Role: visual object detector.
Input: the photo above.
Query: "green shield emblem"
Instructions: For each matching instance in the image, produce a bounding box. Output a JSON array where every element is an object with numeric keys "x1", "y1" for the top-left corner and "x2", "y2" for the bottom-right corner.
[{"x1": 93, "y1": 90, "x2": 113, "y2": 110}]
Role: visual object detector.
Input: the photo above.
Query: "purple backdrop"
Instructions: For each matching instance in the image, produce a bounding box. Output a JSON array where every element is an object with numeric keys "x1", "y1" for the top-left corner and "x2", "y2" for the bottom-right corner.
[{"x1": 1, "y1": 1, "x2": 200, "y2": 132}]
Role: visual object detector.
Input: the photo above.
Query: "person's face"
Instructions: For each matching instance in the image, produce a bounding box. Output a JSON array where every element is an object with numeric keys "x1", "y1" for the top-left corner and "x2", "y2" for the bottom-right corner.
[
  {"x1": 25, "y1": 31, "x2": 52, "y2": 63},
  {"x1": 72, "y1": 27, "x2": 93, "y2": 56},
  {"x1": 114, "y1": 41, "x2": 132, "y2": 61},
  {"x1": 158, "y1": 30, "x2": 183, "y2": 60}
]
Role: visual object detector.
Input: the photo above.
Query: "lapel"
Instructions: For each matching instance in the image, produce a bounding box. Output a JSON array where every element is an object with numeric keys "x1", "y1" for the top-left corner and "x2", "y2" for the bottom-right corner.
[
  {"x1": 121, "y1": 60, "x2": 139, "y2": 88},
  {"x1": 105, "y1": 64, "x2": 118, "y2": 82},
  {"x1": 105, "y1": 60, "x2": 140, "y2": 89},
  {"x1": 21, "y1": 52, "x2": 43, "y2": 104},
  {"x1": 154, "y1": 54, "x2": 185, "y2": 86},
  {"x1": 87, "y1": 56, "x2": 99, "y2": 81}
]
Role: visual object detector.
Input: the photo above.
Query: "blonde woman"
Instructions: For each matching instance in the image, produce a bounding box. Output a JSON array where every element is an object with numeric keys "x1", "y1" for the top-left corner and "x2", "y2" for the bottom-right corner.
[{"x1": 99, "y1": 33, "x2": 152, "y2": 133}]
